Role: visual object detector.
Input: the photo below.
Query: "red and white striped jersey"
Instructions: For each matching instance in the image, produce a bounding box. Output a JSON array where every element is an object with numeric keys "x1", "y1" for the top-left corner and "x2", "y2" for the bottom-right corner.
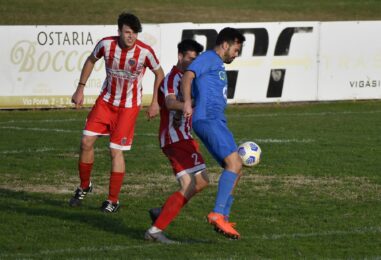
[
  {"x1": 92, "y1": 36, "x2": 161, "y2": 108},
  {"x1": 159, "y1": 66, "x2": 193, "y2": 148}
]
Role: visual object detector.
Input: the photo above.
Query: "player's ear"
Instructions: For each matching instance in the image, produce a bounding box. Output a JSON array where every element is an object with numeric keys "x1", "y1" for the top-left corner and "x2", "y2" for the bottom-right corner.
[
  {"x1": 178, "y1": 52, "x2": 184, "y2": 61},
  {"x1": 222, "y1": 41, "x2": 229, "y2": 51}
]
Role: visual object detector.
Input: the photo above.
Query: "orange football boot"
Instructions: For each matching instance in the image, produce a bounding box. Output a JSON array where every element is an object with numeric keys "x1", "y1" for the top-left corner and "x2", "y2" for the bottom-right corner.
[{"x1": 207, "y1": 212, "x2": 240, "y2": 239}]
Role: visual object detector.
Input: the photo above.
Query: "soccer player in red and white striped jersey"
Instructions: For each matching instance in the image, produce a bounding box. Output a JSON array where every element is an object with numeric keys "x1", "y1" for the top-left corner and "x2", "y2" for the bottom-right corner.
[
  {"x1": 158, "y1": 66, "x2": 193, "y2": 148},
  {"x1": 144, "y1": 39, "x2": 209, "y2": 243},
  {"x1": 69, "y1": 12, "x2": 165, "y2": 213}
]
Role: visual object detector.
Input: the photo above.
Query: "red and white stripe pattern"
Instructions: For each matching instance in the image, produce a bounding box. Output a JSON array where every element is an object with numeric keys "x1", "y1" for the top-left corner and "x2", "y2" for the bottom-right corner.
[
  {"x1": 159, "y1": 66, "x2": 193, "y2": 148},
  {"x1": 93, "y1": 37, "x2": 160, "y2": 108}
]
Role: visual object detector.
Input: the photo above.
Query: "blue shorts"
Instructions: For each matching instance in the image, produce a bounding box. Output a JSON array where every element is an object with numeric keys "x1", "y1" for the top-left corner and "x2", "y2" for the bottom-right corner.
[{"x1": 193, "y1": 119, "x2": 237, "y2": 167}]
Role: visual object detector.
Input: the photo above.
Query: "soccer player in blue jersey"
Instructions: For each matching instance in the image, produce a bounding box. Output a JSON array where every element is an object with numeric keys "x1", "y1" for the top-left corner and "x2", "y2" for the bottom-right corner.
[{"x1": 181, "y1": 27, "x2": 246, "y2": 239}]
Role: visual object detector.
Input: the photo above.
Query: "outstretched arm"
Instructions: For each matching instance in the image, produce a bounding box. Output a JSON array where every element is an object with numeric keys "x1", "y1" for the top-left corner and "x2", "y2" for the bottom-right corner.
[
  {"x1": 180, "y1": 71, "x2": 195, "y2": 118},
  {"x1": 71, "y1": 55, "x2": 97, "y2": 109}
]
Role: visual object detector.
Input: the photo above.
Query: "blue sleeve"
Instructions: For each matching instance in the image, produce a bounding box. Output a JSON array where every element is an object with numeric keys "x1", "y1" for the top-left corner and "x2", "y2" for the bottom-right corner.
[{"x1": 187, "y1": 53, "x2": 210, "y2": 78}]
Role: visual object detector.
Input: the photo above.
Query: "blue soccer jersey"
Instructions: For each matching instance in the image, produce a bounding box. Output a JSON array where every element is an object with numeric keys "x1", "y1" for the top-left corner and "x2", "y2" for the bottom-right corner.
[
  {"x1": 187, "y1": 50, "x2": 228, "y2": 122},
  {"x1": 187, "y1": 50, "x2": 237, "y2": 166}
]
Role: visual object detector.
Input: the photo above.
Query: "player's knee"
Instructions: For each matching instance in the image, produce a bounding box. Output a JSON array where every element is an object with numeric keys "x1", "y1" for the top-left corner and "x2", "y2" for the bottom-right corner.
[
  {"x1": 195, "y1": 171, "x2": 209, "y2": 192},
  {"x1": 225, "y1": 160, "x2": 242, "y2": 175},
  {"x1": 110, "y1": 148, "x2": 123, "y2": 159},
  {"x1": 179, "y1": 183, "x2": 195, "y2": 199},
  {"x1": 225, "y1": 156, "x2": 243, "y2": 174},
  {"x1": 80, "y1": 136, "x2": 95, "y2": 151}
]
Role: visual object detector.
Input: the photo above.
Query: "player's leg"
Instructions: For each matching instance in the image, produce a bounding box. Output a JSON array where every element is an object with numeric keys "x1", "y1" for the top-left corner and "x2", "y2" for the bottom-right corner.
[
  {"x1": 78, "y1": 135, "x2": 98, "y2": 188},
  {"x1": 101, "y1": 106, "x2": 139, "y2": 213},
  {"x1": 221, "y1": 152, "x2": 242, "y2": 222},
  {"x1": 148, "y1": 169, "x2": 209, "y2": 224},
  {"x1": 193, "y1": 119, "x2": 240, "y2": 215},
  {"x1": 211, "y1": 148, "x2": 242, "y2": 239},
  {"x1": 100, "y1": 148, "x2": 125, "y2": 212},
  {"x1": 79, "y1": 98, "x2": 113, "y2": 189},
  {"x1": 193, "y1": 170, "x2": 209, "y2": 195},
  {"x1": 69, "y1": 136, "x2": 98, "y2": 207},
  {"x1": 150, "y1": 140, "x2": 208, "y2": 224},
  {"x1": 69, "y1": 99, "x2": 110, "y2": 207},
  {"x1": 146, "y1": 173, "x2": 198, "y2": 244},
  {"x1": 153, "y1": 173, "x2": 190, "y2": 230},
  {"x1": 154, "y1": 170, "x2": 209, "y2": 226},
  {"x1": 145, "y1": 173, "x2": 189, "y2": 244},
  {"x1": 145, "y1": 140, "x2": 207, "y2": 242},
  {"x1": 193, "y1": 119, "x2": 241, "y2": 238}
]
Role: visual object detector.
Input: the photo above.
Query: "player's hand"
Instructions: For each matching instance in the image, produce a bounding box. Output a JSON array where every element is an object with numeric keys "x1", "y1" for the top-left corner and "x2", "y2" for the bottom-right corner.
[
  {"x1": 71, "y1": 88, "x2": 84, "y2": 109},
  {"x1": 146, "y1": 102, "x2": 160, "y2": 120},
  {"x1": 183, "y1": 100, "x2": 192, "y2": 118},
  {"x1": 173, "y1": 111, "x2": 182, "y2": 128}
]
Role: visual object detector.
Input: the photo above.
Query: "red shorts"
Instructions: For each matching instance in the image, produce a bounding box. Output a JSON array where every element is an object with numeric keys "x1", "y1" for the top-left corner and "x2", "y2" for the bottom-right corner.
[
  {"x1": 83, "y1": 98, "x2": 140, "y2": 150},
  {"x1": 162, "y1": 139, "x2": 206, "y2": 179}
]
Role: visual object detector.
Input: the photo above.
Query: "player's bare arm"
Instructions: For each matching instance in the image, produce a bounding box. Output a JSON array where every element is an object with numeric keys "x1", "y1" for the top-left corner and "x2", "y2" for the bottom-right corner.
[
  {"x1": 166, "y1": 95, "x2": 184, "y2": 128},
  {"x1": 71, "y1": 55, "x2": 97, "y2": 109},
  {"x1": 165, "y1": 95, "x2": 184, "y2": 111},
  {"x1": 180, "y1": 71, "x2": 195, "y2": 118},
  {"x1": 146, "y1": 67, "x2": 165, "y2": 120}
]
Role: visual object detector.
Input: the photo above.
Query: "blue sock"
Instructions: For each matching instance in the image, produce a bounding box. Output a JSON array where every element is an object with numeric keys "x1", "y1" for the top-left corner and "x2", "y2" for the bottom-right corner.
[
  {"x1": 223, "y1": 195, "x2": 234, "y2": 220},
  {"x1": 213, "y1": 170, "x2": 238, "y2": 214}
]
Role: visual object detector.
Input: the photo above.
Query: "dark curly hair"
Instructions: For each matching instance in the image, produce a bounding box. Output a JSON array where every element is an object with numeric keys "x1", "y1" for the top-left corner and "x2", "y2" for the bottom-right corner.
[
  {"x1": 177, "y1": 39, "x2": 204, "y2": 55},
  {"x1": 216, "y1": 27, "x2": 245, "y2": 45},
  {"x1": 118, "y1": 12, "x2": 142, "y2": 33}
]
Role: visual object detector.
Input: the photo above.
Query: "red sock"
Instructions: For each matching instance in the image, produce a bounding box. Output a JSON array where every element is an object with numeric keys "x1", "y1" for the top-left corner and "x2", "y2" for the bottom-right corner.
[
  {"x1": 79, "y1": 162, "x2": 93, "y2": 189},
  {"x1": 154, "y1": 192, "x2": 188, "y2": 230},
  {"x1": 108, "y1": 172, "x2": 125, "y2": 203}
]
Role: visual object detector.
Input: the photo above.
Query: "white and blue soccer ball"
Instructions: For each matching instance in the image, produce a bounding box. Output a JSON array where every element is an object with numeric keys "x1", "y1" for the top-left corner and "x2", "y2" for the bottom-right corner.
[{"x1": 237, "y1": 141, "x2": 262, "y2": 167}]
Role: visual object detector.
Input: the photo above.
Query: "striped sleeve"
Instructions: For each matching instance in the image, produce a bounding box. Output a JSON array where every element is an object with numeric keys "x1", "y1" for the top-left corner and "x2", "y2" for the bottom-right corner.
[
  {"x1": 144, "y1": 47, "x2": 160, "y2": 71},
  {"x1": 92, "y1": 39, "x2": 105, "y2": 60},
  {"x1": 163, "y1": 72, "x2": 181, "y2": 97}
]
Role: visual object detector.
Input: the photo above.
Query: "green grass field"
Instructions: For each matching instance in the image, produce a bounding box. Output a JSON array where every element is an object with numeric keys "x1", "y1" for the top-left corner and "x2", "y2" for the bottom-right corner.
[
  {"x1": 1, "y1": 0, "x2": 381, "y2": 24},
  {"x1": 0, "y1": 101, "x2": 380, "y2": 258},
  {"x1": 1, "y1": 0, "x2": 381, "y2": 258}
]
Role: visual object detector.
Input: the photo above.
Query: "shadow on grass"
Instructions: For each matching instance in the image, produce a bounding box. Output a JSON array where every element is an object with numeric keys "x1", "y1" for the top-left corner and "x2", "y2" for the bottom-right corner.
[{"x1": 0, "y1": 188, "x2": 144, "y2": 241}]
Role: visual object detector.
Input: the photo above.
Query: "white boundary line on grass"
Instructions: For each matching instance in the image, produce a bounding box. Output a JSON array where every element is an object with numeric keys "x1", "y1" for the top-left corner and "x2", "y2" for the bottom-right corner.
[
  {"x1": 0, "y1": 119, "x2": 82, "y2": 124},
  {"x1": 0, "y1": 145, "x2": 161, "y2": 155},
  {"x1": 0, "y1": 110, "x2": 380, "y2": 125},
  {"x1": 0, "y1": 137, "x2": 312, "y2": 154},
  {"x1": 1, "y1": 227, "x2": 380, "y2": 258},
  {"x1": 245, "y1": 138, "x2": 314, "y2": 143},
  {"x1": 0, "y1": 244, "x2": 163, "y2": 258},
  {"x1": 0, "y1": 126, "x2": 78, "y2": 133},
  {"x1": 229, "y1": 110, "x2": 381, "y2": 118},
  {"x1": 1, "y1": 125, "x2": 313, "y2": 144},
  {"x1": 0, "y1": 147, "x2": 59, "y2": 154},
  {"x1": 247, "y1": 226, "x2": 381, "y2": 240},
  {"x1": 0, "y1": 126, "x2": 157, "y2": 136}
]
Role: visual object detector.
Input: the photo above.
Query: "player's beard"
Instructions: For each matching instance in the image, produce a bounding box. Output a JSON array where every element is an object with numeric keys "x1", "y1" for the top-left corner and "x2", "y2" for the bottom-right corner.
[{"x1": 223, "y1": 51, "x2": 235, "y2": 64}]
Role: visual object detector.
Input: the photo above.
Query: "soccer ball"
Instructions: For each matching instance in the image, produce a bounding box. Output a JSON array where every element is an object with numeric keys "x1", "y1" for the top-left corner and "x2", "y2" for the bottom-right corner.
[{"x1": 237, "y1": 141, "x2": 262, "y2": 167}]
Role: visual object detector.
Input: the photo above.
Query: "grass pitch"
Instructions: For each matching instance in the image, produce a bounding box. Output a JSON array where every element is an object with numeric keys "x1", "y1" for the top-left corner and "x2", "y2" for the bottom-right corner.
[
  {"x1": 1, "y1": 0, "x2": 381, "y2": 258},
  {"x1": 0, "y1": 101, "x2": 380, "y2": 258},
  {"x1": 1, "y1": 0, "x2": 381, "y2": 24}
]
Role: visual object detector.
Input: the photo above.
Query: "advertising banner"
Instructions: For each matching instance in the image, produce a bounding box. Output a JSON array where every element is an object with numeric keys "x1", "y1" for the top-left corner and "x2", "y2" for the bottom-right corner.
[
  {"x1": 318, "y1": 21, "x2": 381, "y2": 100},
  {"x1": 0, "y1": 21, "x2": 380, "y2": 109},
  {"x1": 160, "y1": 22, "x2": 319, "y2": 104},
  {"x1": 0, "y1": 25, "x2": 160, "y2": 108}
]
